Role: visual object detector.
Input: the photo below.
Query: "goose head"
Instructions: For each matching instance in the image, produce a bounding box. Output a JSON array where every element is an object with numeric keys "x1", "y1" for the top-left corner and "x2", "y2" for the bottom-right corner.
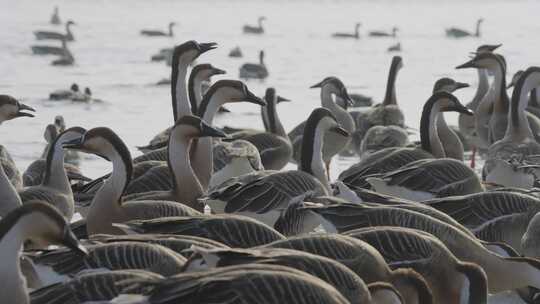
[
  {"x1": 311, "y1": 77, "x2": 354, "y2": 107},
  {"x1": 70, "y1": 83, "x2": 79, "y2": 92},
  {"x1": 264, "y1": 87, "x2": 290, "y2": 106},
  {"x1": 392, "y1": 26, "x2": 399, "y2": 35},
  {"x1": 258, "y1": 16, "x2": 267, "y2": 22},
  {"x1": 172, "y1": 40, "x2": 217, "y2": 66},
  {"x1": 66, "y1": 20, "x2": 75, "y2": 27},
  {"x1": 198, "y1": 80, "x2": 266, "y2": 116},
  {"x1": 191, "y1": 64, "x2": 226, "y2": 82},
  {"x1": 43, "y1": 124, "x2": 58, "y2": 143},
  {"x1": 475, "y1": 43, "x2": 501, "y2": 54},
  {"x1": 433, "y1": 78, "x2": 469, "y2": 94},
  {"x1": 54, "y1": 115, "x2": 66, "y2": 132},
  {"x1": 508, "y1": 70, "x2": 524, "y2": 89},
  {"x1": 429, "y1": 91, "x2": 473, "y2": 115},
  {"x1": 169, "y1": 22, "x2": 176, "y2": 28},
  {"x1": 0, "y1": 95, "x2": 35, "y2": 124},
  {"x1": 62, "y1": 127, "x2": 130, "y2": 165},
  {"x1": 172, "y1": 115, "x2": 227, "y2": 140},
  {"x1": 456, "y1": 52, "x2": 504, "y2": 71},
  {"x1": 2, "y1": 201, "x2": 87, "y2": 254}
]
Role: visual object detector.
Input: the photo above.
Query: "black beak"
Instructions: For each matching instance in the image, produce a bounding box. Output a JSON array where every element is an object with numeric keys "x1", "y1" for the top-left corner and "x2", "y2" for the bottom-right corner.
[
  {"x1": 507, "y1": 82, "x2": 515, "y2": 89},
  {"x1": 310, "y1": 80, "x2": 324, "y2": 89},
  {"x1": 199, "y1": 42, "x2": 218, "y2": 53},
  {"x1": 330, "y1": 126, "x2": 350, "y2": 137},
  {"x1": 200, "y1": 123, "x2": 227, "y2": 138},
  {"x1": 63, "y1": 227, "x2": 88, "y2": 256},
  {"x1": 277, "y1": 96, "x2": 290, "y2": 103},
  {"x1": 16, "y1": 103, "x2": 36, "y2": 118},
  {"x1": 62, "y1": 137, "x2": 83, "y2": 149},
  {"x1": 341, "y1": 91, "x2": 355, "y2": 107},
  {"x1": 454, "y1": 106, "x2": 474, "y2": 116},
  {"x1": 212, "y1": 68, "x2": 226, "y2": 75},
  {"x1": 456, "y1": 59, "x2": 477, "y2": 69},
  {"x1": 245, "y1": 89, "x2": 267, "y2": 106},
  {"x1": 486, "y1": 44, "x2": 502, "y2": 52},
  {"x1": 455, "y1": 82, "x2": 470, "y2": 90}
]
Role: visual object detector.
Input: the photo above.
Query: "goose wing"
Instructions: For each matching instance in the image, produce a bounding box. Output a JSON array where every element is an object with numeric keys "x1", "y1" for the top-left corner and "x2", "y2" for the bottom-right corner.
[
  {"x1": 122, "y1": 200, "x2": 201, "y2": 219},
  {"x1": 125, "y1": 165, "x2": 172, "y2": 195}
]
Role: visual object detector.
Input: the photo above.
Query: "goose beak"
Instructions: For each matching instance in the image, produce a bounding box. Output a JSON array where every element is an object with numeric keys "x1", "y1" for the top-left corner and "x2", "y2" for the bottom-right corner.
[
  {"x1": 199, "y1": 42, "x2": 218, "y2": 53},
  {"x1": 245, "y1": 90, "x2": 267, "y2": 106},
  {"x1": 277, "y1": 96, "x2": 290, "y2": 103},
  {"x1": 456, "y1": 106, "x2": 474, "y2": 116},
  {"x1": 486, "y1": 44, "x2": 502, "y2": 52},
  {"x1": 201, "y1": 124, "x2": 228, "y2": 138},
  {"x1": 330, "y1": 126, "x2": 349, "y2": 137},
  {"x1": 212, "y1": 68, "x2": 226, "y2": 75},
  {"x1": 456, "y1": 59, "x2": 477, "y2": 69},
  {"x1": 62, "y1": 137, "x2": 83, "y2": 149},
  {"x1": 16, "y1": 103, "x2": 35, "y2": 117},
  {"x1": 455, "y1": 82, "x2": 470, "y2": 90},
  {"x1": 310, "y1": 81, "x2": 323, "y2": 89},
  {"x1": 63, "y1": 227, "x2": 88, "y2": 256}
]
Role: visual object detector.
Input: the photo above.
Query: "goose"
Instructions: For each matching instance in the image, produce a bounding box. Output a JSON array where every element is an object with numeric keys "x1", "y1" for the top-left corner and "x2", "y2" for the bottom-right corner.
[
  {"x1": 183, "y1": 247, "x2": 398, "y2": 304},
  {"x1": 116, "y1": 264, "x2": 351, "y2": 304},
  {"x1": 332, "y1": 23, "x2": 361, "y2": 39},
  {"x1": 50, "y1": 6, "x2": 61, "y2": 25},
  {"x1": 50, "y1": 39, "x2": 74, "y2": 66},
  {"x1": 458, "y1": 44, "x2": 502, "y2": 155},
  {"x1": 483, "y1": 66, "x2": 540, "y2": 183},
  {"x1": 345, "y1": 227, "x2": 488, "y2": 304},
  {"x1": 71, "y1": 87, "x2": 92, "y2": 102},
  {"x1": 340, "y1": 91, "x2": 474, "y2": 192},
  {"x1": 48, "y1": 83, "x2": 78, "y2": 100},
  {"x1": 369, "y1": 27, "x2": 398, "y2": 37},
  {"x1": 62, "y1": 117, "x2": 220, "y2": 235},
  {"x1": 229, "y1": 46, "x2": 243, "y2": 58},
  {"x1": 150, "y1": 47, "x2": 173, "y2": 62},
  {"x1": 139, "y1": 63, "x2": 225, "y2": 153},
  {"x1": 116, "y1": 214, "x2": 285, "y2": 248},
  {"x1": 227, "y1": 87, "x2": 292, "y2": 170},
  {"x1": 140, "y1": 22, "x2": 176, "y2": 37},
  {"x1": 27, "y1": 241, "x2": 186, "y2": 287},
  {"x1": 34, "y1": 20, "x2": 75, "y2": 41},
  {"x1": 203, "y1": 108, "x2": 348, "y2": 228},
  {"x1": 18, "y1": 127, "x2": 84, "y2": 220},
  {"x1": 0, "y1": 202, "x2": 87, "y2": 304},
  {"x1": 446, "y1": 18, "x2": 483, "y2": 38},
  {"x1": 31, "y1": 41, "x2": 68, "y2": 56},
  {"x1": 306, "y1": 202, "x2": 540, "y2": 293},
  {"x1": 261, "y1": 233, "x2": 433, "y2": 304},
  {"x1": 509, "y1": 70, "x2": 540, "y2": 119},
  {"x1": 243, "y1": 17, "x2": 266, "y2": 34},
  {"x1": 289, "y1": 77, "x2": 355, "y2": 174},
  {"x1": 0, "y1": 95, "x2": 35, "y2": 216},
  {"x1": 432, "y1": 77, "x2": 471, "y2": 160},
  {"x1": 387, "y1": 42, "x2": 401, "y2": 52},
  {"x1": 30, "y1": 270, "x2": 163, "y2": 304},
  {"x1": 22, "y1": 124, "x2": 89, "y2": 187},
  {"x1": 239, "y1": 50, "x2": 268, "y2": 79}
]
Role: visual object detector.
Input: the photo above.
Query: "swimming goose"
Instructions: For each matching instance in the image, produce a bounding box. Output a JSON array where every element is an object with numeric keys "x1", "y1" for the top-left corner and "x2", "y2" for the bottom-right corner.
[
  {"x1": 50, "y1": 38, "x2": 74, "y2": 66},
  {"x1": 369, "y1": 27, "x2": 398, "y2": 37},
  {"x1": 34, "y1": 20, "x2": 75, "y2": 41},
  {"x1": 432, "y1": 77, "x2": 470, "y2": 160},
  {"x1": 140, "y1": 22, "x2": 176, "y2": 37},
  {"x1": 117, "y1": 214, "x2": 285, "y2": 248},
  {"x1": 345, "y1": 227, "x2": 488, "y2": 304},
  {"x1": 63, "y1": 118, "x2": 217, "y2": 234},
  {"x1": 0, "y1": 202, "x2": 87, "y2": 304},
  {"x1": 48, "y1": 83, "x2": 78, "y2": 100},
  {"x1": 227, "y1": 88, "x2": 292, "y2": 170},
  {"x1": 50, "y1": 6, "x2": 61, "y2": 25},
  {"x1": 446, "y1": 18, "x2": 483, "y2": 38},
  {"x1": 31, "y1": 40, "x2": 69, "y2": 56},
  {"x1": 261, "y1": 233, "x2": 433, "y2": 304},
  {"x1": 387, "y1": 42, "x2": 401, "y2": 52},
  {"x1": 229, "y1": 46, "x2": 243, "y2": 58},
  {"x1": 119, "y1": 264, "x2": 351, "y2": 304},
  {"x1": 183, "y1": 247, "x2": 393, "y2": 304},
  {"x1": 307, "y1": 202, "x2": 540, "y2": 293},
  {"x1": 203, "y1": 108, "x2": 347, "y2": 228},
  {"x1": 138, "y1": 63, "x2": 225, "y2": 154},
  {"x1": 18, "y1": 127, "x2": 84, "y2": 220},
  {"x1": 243, "y1": 16, "x2": 266, "y2": 34},
  {"x1": 458, "y1": 44, "x2": 502, "y2": 154},
  {"x1": 145, "y1": 41, "x2": 217, "y2": 148},
  {"x1": 0, "y1": 95, "x2": 35, "y2": 216},
  {"x1": 483, "y1": 66, "x2": 540, "y2": 183},
  {"x1": 30, "y1": 269, "x2": 163, "y2": 304},
  {"x1": 289, "y1": 77, "x2": 355, "y2": 173},
  {"x1": 239, "y1": 50, "x2": 268, "y2": 79},
  {"x1": 332, "y1": 23, "x2": 361, "y2": 39}
]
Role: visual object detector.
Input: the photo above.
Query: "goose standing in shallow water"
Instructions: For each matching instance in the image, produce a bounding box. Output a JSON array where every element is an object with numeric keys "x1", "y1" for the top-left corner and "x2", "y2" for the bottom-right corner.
[
  {"x1": 369, "y1": 27, "x2": 398, "y2": 37},
  {"x1": 140, "y1": 22, "x2": 176, "y2": 37},
  {"x1": 0, "y1": 202, "x2": 87, "y2": 304},
  {"x1": 34, "y1": 20, "x2": 75, "y2": 41},
  {"x1": 239, "y1": 50, "x2": 268, "y2": 80},
  {"x1": 446, "y1": 18, "x2": 483, "y2": 38},
  {"x1": 243, "y1": 17, "x2": 266, "y2": 34},
  {"x1": 203, "y1": 108, "x2": 348, "y2": 229},
  {"x1": 332, "y1": 23, "x2": 361, "y2": 39},
  {"x1": 50, "y1": 6, "x2": 61, "y2": 25}
]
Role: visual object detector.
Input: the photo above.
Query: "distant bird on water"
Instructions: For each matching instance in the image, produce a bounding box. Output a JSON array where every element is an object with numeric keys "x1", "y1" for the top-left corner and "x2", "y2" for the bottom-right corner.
[
  {"x1": 387, "y1": 42, "x2": 401, "y2": 52},
  {"x1": 229, "y1": 46, "x2": 243, "y2": 58},
  {"x1": 50, "y1": 6, "x2": 61, "y2": 25},
  {"x1": 34, "y1": 20, "x2": 76, "y2": 41},
  {"x1": 369, "y1": 27, "x2": 398, "y2": 38},
  {"x1": 332, "y1": 23, "x2": 361, "y2": 39},
  {"x1": 239, "y1": 50, "x2": 268, "y2": 80},
  {"x1": 446, "y1": 18, "x2": 483, "y2": 38},
  {"x1": 140, "y1": 22, "x2": 176, "y2": 37},
  {"x1": 243, "y1": 17, "x2": 266, "y2": 34}
]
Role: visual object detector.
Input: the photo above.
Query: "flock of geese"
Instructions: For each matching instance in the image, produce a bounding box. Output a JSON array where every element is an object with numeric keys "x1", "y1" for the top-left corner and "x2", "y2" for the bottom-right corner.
[{"x1": 7, "y1": 6, "x2": 540, "y2": 304}]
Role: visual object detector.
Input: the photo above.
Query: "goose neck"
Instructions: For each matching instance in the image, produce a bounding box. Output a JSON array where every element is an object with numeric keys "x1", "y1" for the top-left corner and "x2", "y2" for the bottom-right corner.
[
  {"x1": 383, "y1": 63, "x2": 399, "y2": 106},
  {"x1": 299, "y1": 122, "x2": 331, "y2": 193},
  {"x1": 470, "y1": 69, "x2": 489, "y2": 109},
  {"x1": 491, "y1": 63, "x2": 509, "y2": 114},
  {"x1": 420, "y1": 101, "x2": 445, "y2": 157},
  {"x1": 505, "y1": 73, "x2": 539, "y2": 141},
  {"x1": 171, "y1": 59, "x2": 190, "y2": 122},
  {"x1": 263, "y1": 100, "x2": 287, "y2": 137},
  {"x1": 42, "y1": 137, "x2": 71, "y2": 194},
  {"x1": 0, "y1": 164, "x2": 21, "y2": 217},
  {"x1": 188, "y1": 75, "x2": 205, "y2": 115}
]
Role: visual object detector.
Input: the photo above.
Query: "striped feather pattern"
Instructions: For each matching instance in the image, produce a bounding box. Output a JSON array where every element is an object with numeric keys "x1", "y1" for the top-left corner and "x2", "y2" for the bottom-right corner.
[
  {"x1": 122, "y1": 200, "x2": 202, "y2": 219},
  {"x1": 122, "y1": 215, "x2": 285, "y2": 248},
  {"x1": 133, "y1": 148, "x2": 168, "y2": 163},
  {"x1": 472, "y1": 212, "x2": 532, "y2": 248},
  {"x1": 125, "y1": 166, "x2": 172, "y2": 195},
  {"x1": 19, "y1": 187, "x2": 73, "y2": 218}
]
